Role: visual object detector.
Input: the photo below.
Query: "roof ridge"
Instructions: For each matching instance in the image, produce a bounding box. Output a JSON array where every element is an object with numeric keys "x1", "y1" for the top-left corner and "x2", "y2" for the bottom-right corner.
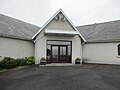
[
  {"x1": 0, "y1": 13, "x2": 40, "y2": 28},
  {"x1": 76, "y1": 20, "x2": 120, "y2": 27},
  {"x1": 0, "y1": 13, "x2": 40, "y2": 40}
]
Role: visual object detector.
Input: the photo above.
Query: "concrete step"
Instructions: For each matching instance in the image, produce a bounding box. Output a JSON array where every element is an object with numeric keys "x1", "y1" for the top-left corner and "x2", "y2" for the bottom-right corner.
[{"x1": 39, "y1": 63, "x2": 81, "y2": 66}]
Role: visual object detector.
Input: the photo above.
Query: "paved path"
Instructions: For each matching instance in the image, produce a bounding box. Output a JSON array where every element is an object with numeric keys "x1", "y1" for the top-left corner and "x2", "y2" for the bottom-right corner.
[{"x1": 0, "y1": 64, "x2": 120, "y2": 90}]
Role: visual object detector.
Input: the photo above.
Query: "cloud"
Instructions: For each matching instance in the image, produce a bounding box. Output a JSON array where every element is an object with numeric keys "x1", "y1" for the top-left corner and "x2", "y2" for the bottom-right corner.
[{"x1": 0, "y1": 0, "x2": 120, "y2": 26}]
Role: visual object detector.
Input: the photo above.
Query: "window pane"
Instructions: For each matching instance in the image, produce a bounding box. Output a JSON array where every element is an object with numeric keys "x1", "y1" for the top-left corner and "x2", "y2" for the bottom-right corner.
[
  {"x1": 118, "y1": 44, "x2": 120, "y2": 55},
  {"x1": 47, "y1": 45, "x2": 51, "y2": 63},
  {"x1": 52, "y1": 46, "x2": 58, "y2": 63},
  {"x1": 68, "y1": 46, "x2": 71, "y2": 63},
  {"x1": 47, "y1": 41, "x2": 71, "y2": 45}
]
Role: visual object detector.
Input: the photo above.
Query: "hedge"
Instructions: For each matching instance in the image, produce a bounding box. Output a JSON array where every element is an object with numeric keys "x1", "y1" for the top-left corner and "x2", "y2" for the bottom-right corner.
[
  {"x1": 0, "y1": 57, "x2": 17, "y2": 69},
  {"x1": 0, "y1": 56, "x2": 34, "y2": 69}
]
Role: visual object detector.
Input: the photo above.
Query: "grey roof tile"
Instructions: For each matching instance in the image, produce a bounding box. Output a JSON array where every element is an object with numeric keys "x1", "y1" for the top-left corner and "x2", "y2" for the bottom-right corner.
[
  {"x1": 77, "y1": 20, "x2": 120, "y2": 42},
  {"x1": 0, "y1": 13, "x2": 120, "y2": 42},
  {"x1": 0, "y1": 14, "x2": 40, "y2": 40}
]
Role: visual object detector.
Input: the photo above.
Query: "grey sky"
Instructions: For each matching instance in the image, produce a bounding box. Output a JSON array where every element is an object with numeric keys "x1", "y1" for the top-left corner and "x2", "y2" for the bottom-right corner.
[{"x1": 0, "y1": 0, "x2": 120, "y2": 27}]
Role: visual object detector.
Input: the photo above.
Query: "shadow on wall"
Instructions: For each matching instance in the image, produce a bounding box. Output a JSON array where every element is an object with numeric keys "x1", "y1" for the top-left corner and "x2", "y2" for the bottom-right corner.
[{"x1": 82, "y1": 59, "x2": 88, "y2": 64}]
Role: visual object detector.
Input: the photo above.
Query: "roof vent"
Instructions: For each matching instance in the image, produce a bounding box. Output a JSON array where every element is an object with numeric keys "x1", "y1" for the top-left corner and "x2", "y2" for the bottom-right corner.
[
  {"x1": 55, "y1": 16, "x2": 59, "y2": 21},
  {"x1": 61, "y1": 17, "x2": 66, "y2": 21},
  {"x1": 58, "y1": 15, "x2": 64, "y2": 21},
  {"x1": 55, "y1": 15, "x2": 66, "y2": 21}
]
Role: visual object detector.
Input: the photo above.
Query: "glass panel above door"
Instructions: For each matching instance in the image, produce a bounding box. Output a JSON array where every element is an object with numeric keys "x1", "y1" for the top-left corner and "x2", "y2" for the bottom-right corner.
[{"x1": 47, "y1": 41, "x2": 71, "y2": 45}]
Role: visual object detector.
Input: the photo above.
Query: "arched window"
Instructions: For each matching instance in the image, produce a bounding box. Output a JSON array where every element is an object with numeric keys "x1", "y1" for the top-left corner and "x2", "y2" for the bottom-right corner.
[{"x1": 118, "y1": 44, "x2": 120, "y2": 56}]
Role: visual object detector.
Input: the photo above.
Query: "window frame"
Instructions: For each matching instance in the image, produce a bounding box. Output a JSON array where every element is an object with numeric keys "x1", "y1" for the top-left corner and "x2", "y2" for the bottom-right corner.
[
  {"x1": 118, "y1": 44, "x2": 120, "y2": 56},
  {"x1": 46, "y1": 40, "x2": 72, "y2": 63}
]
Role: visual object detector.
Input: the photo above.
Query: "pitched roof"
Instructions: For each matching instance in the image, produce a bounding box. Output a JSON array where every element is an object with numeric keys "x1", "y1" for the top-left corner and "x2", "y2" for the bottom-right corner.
[
  {"x1": 77, "y1": 20, "x2": 120, "y2": 43},
  {"x1": 0, "y1": 13, "x2": 40, "y2": 40},
  {"x1": 0, "y1": 13, "x2": 120, "y2": 43},
  {"x1": 32, "y1": 9, "x2": 86, "y2": 42}
]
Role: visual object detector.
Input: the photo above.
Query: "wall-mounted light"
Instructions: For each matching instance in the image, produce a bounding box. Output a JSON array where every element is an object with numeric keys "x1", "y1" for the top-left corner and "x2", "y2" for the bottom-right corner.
[
  {"x1": 55, "y1": 16, "x2": 59, "y2": 21},
  {"x1": 61, "y1": 17, "x2": 66, "y2": 21}
]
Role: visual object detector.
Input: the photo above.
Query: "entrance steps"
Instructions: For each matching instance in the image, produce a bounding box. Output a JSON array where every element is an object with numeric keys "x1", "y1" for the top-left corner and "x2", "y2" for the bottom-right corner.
[{"x1": 39, "y1": 63, "x2": 78, "y2": 66}]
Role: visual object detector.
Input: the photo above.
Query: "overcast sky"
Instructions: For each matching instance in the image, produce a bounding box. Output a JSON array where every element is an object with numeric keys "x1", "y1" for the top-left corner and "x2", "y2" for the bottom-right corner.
[{"x1": 0, "y1": 0, "x2": 120, "y2": 27}]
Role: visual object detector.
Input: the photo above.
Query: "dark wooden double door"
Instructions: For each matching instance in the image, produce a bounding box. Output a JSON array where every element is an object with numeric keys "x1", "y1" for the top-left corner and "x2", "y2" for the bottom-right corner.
[{"x1": 51, "y1": 45, "x2": 68, "y2": 63}]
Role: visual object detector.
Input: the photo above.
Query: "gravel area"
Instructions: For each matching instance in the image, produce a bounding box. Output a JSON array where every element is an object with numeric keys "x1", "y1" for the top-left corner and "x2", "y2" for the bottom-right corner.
[{"x1": 0, "y1": 64, "x2": 120, "y2": 90}]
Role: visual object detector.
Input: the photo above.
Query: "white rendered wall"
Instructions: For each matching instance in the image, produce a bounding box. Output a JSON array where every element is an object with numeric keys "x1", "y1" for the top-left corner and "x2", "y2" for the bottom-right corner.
[
  {"x1": 83, "y1": 43, "x2": 120, "y2": 64},
  {"x1": 35, "y1": 13, "x2": 82, "y2": 64},
  {"x1": 0, "y1": 37, "x2": 34, "y2": 60},
  {"x1": 35, "y1": 35, "x2": 81, "y2": 64}
]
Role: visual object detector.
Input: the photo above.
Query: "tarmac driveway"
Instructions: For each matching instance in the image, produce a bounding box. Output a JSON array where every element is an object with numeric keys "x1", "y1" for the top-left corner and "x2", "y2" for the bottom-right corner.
[{"x1": 0, "y1": 64, "x2": 120, "y2": 90}]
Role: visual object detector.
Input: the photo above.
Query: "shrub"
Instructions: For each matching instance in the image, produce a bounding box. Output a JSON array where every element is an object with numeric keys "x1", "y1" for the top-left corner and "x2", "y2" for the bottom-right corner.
[
  {"x1": 24, "y1": 56, "x2": 34, "y2": 65},
  {"x1": 0, "y1": 56, "x2": 34, "y2": 70},
  {"x1": 0, "y1": 57, "x2": 17, "y2": 69},
  {"x1": 16, "y1": 56, "x2": 34, "y2": 66},
  {"x1": 16, "y1": 58, "x2": 27, "y2": 66},
  {"x1": 40, "y1": 57, "x2": 46, "y2": 62},
  {"x1": 75, "y1": 57, "x2": 81, "y2": 60},
  {"x1": 0, "y1": 66, "x2": 3, "y2": 70}
]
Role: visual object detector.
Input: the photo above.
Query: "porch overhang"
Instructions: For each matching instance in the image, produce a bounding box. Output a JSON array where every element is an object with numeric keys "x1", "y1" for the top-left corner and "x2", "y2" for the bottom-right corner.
[{"x1": 44, "y1": 29, "x2": 79, "y2": 36}]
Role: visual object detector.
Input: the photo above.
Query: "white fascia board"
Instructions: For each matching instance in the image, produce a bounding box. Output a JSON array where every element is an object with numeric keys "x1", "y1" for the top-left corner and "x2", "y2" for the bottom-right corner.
[
  {"x1": 32, "y1": 9, "x2": 62, "y2": 39},
  {"x1": 45, "y1": 29, "x2": 79, "y2": 35},
  {"x1": 32, "y1": 9, "x2": 86, "y2": 42},
  {"x1": 60, "y1": 10, "x2": 86, "y2": 42}
]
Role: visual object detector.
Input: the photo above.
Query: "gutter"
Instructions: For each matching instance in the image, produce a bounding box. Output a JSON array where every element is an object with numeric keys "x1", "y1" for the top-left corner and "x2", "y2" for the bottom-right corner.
[
  {"x1": 0, "y1": 35, "x2": 32, "y2": 41},
  {"x1": 33, "y1": 35, "x2": 45, "y2": 43},
  {"x1": 82, "y1": 41, "x2": 86, "y2": 45},
  {"x1": 85, "y1": 39, "x2": 120, "y2": 44},
  {"x1": 80, "y1": 41, "x2": 86, "y2": 64}
]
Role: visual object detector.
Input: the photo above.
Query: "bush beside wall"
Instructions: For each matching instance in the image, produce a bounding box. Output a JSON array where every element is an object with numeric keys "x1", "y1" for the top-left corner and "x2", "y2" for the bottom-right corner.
[
  {"x1": 0, "y1": 57, "x2": 17, "y2": 69},
  {"x1": 25, "y1": 56, "x2": 34, "y2": 65},
  {"x1": 16, "y1": 58, "x2": 27, "y2": 66},
  {"x1": 0, "y1": 56, "x2": 34, "y2": 69}
]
